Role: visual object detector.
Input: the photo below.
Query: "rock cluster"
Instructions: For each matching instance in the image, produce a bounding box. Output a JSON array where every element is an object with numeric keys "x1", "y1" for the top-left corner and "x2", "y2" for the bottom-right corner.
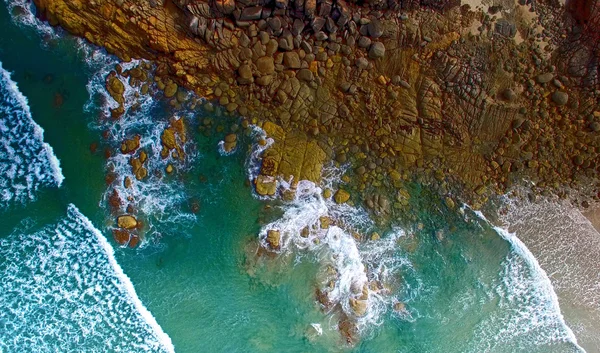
[{"x1": 34, "y1": 0, "x2": 600, "y2": 329}]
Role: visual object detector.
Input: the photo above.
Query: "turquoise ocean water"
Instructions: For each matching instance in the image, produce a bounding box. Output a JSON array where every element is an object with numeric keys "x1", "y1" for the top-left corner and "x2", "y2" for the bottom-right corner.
[{"x1": 0, "y1": 2, "x2": 588, "y2": 352}]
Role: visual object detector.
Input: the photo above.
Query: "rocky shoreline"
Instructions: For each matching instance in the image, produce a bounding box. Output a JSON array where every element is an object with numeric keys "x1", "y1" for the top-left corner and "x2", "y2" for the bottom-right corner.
[
  {"x1": 25, "y1": 0, "x2": 600, "y2": 345},
  {"x1": 33, "y1": 0, "x2": 600, "y2": 212}
]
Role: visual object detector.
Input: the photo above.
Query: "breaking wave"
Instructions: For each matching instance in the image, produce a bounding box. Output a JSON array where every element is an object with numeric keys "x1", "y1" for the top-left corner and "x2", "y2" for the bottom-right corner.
[
  {"x1": 3, "y1": 0, "x2": 57, "y2": 39},
  {"x1": 0, "y1": 61, "x2": 64, "y2": 207},
  {"x1": 0, "y1": 204, "x2": 174, "y2": 352},
  {"x1": 251, "y1": 161, "x2": 412, "y2": 336},
  {"x1": 469, "y1": 209, "x2": 585, "y2": 353}
]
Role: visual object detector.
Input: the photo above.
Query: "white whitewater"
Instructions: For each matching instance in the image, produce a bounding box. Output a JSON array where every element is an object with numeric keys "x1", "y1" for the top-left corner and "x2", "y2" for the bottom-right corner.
[
  {"x1": 471, "y1": 208, "x2": 585, "y2": 353},
  {"x1": 0, "y1": 61, "x2": 64, "y2": 206},
  {"x1": 251, "y1": 159, "x2": 411, "y2": 335},
  {"x1": 86, "y1": 58, "x2": 198, "y2": 233},
  {"x1": 3, "y1": 0, "x2": 57, "y2": 39},
  {"x1": 499, "y1": 196, "x2": 600, "y2": 352},
  {"x1": 0, "y1": 204, "x2": 174, "y2": 352}
]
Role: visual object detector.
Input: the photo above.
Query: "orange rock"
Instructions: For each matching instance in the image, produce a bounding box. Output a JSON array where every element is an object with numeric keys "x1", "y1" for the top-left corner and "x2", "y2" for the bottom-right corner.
[{"x1": 112, "y1": 229, "x2": 130, "y2": 245}]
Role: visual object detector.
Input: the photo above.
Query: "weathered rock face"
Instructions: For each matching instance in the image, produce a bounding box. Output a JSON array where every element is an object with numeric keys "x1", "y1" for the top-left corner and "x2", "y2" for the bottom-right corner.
[
  {"x1": 36, "y1": 0, "x2": 600, "y2": 210},
  {"x1": 256, "y1": 121, "x2": 327, "y2": 189},
  {"x1": 34, "y1": 0, "x2": 211, "y2": 95}
]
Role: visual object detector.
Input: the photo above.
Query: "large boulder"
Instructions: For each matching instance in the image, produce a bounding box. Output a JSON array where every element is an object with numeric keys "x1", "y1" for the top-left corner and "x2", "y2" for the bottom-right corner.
[
  {"x1": 255, "y1": 175, "x2": 277, "y2": 196},
  {"x1": 237, "y1": 64, "x2": 253, "y2": 84},
  {"x1": 369, "y1": 42, "x2": 385, "y2": 59},
  {"x1": 256, "y1": 56, "x2": 275, "y2": 74},
  {"x1": 551, "y1": 91, "x2": 569, "y2": 106},
  {"x1": 164, "y1": 82, "x2": 178, "y2": 98},
  {"x1": 117, "y1": 215, "x2": 138, "y2": 229},
  {"x1": 367, "y1": 19, "x2": 383, "y2": 38},
  {"x1": 283, "y1": 52, "x2": 301, "y2": 69},
  {"x1": 106, "y1": 76, "x2": 125, "y2": 104},
  {"x1": 334, "y1": 189, "x2": 350, "y2": 204},
  {"x1": 120, "y1": 135, "x2": 141, "y2": 154},
  {"x1": 223, "y1": 133, "x2": 237, "y2": 152},
  {"x1": 266, "y1": 230, "x2": 281, "y2": 249}
]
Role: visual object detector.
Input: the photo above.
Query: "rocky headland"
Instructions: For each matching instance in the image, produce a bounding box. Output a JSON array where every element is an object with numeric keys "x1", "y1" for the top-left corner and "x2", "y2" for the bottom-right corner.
[{"x1": 33, "y1": 0, "x2": 600, "y2": 208}]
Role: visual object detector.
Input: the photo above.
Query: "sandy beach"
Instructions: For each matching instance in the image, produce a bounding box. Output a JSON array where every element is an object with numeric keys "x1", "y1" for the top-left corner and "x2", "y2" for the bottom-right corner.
[{"x1": 501, "y1": 199, "x2": 600, "y2": 353}]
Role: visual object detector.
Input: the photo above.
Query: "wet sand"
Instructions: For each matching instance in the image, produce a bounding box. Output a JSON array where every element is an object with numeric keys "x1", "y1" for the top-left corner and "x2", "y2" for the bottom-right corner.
[
  {"x1": 499, "y1": 198, "x2": 600, "y2": 353},
  {"x1": 582, "y1": 208, "x2": 600, "y2": 234}
]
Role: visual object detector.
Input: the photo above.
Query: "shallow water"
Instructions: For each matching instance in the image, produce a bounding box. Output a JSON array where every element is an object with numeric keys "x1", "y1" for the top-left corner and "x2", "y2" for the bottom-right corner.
[{"x1": 0, "y1": 2, "x2": 591, "y2": 352}]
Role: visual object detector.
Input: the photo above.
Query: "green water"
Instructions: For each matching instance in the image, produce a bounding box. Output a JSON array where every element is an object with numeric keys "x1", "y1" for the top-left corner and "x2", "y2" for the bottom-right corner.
[{"x1": 0, "y1": 3, "x2": 586, "y2": 353}]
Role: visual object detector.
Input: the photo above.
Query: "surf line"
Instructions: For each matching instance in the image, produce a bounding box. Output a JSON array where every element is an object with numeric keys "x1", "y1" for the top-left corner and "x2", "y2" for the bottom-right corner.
[
  {"x1": 470, "y1": 206, "x2": 586, "y2": 353},
  {"x1": 0, "y1": 61, "x2": 65, "y2": 188},
  {"x1": 69, "y1": 204, "x2": 176, "y2": 353}
]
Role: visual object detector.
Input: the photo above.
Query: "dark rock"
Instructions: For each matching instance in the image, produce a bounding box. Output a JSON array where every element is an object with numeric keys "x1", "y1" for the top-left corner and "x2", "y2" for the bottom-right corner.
[
  {"x1": 297, "y1": 69, "x2": 314, "y2": 81},
  {"x1": 268, "y1": 17, "x2": 282, "y2": 31},
  {"x1": 292, "y1": 19, "x2": 305, "y2": 36},
  {"x1": 283, "y1": 52, "x2": 301, "y2": 68},
  {"x1": 300, "y1": 40, "x2": 312, "y2": 53},
  {"x1": 356, "y1": 57, "x2": 369, "y2": 69},
  {"x1": 279, "y1": 31, "x2": 294, "y2": 50},
  {"x1": 551, "y1": 91, "x2": 569, "y2": 106},
  {"x1": 367, "y1": 19, "x2": 383, "y2": 38},
  {"x1": 305, "y1": 0, "x2": 317, "y2": 18},
  {"x1": 319, "y1": 0, "x2": 332, "y2": 17},
  {"x1": 346, "y1": 36, "x2": 355, "y2": 48},
  {"x1": 316, "y1": 31, "x2": 328, "y2": 41},
  {"x1": 494, "y1": 19, "x2": 517, "y2": 37},
  {"x1": 312, "y1": 17, "x2": 326, "y2": 32},
  {"x1": 240, "y1": 6, "x2": 262, "y2": 21},
  {"x1": 358, "y1": 36, "x2": 371, "y2": 48},
  {"x1": 326, "y1": 17, "x2": 338, "y2": 33},
  {"x1": 368, "y1": 42, "x2": 385, "y2": 59}
]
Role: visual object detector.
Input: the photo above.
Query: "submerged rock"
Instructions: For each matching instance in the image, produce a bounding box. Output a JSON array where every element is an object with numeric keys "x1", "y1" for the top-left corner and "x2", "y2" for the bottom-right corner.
[{"x1": 349, "y1": 298, "x2": 367, "y2": 316}]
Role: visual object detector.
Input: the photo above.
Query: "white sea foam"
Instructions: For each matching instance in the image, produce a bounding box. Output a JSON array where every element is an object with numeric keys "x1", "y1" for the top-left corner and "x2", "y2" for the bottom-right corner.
[
  {"x1": 245, "y1": 125, "x2": 273, "y2": 186},
  {"x1": 82, "y1": 56, "x2": 198, "y2": 234},
  {"x1": 3, "y1": 0, "x2": 57, "y2": 39},
  {"x1": 6, "y1": 0, "x2": 198, "y2": 231},
  {"x1": 253, "y1": 165, "x2": 409, "y2": 334},
  {"x1": 0, "y1": 204, "x2": 174, "y2": 352},
  {"x1": 469, "y1": 209, "x2": 585, "y2": 353},
  {"x1": 0, "y1": 61, "x2": 64, "y2": 207},
  {"x1": 498, "y1": 195, "x2": 600, "y2": 351}
]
